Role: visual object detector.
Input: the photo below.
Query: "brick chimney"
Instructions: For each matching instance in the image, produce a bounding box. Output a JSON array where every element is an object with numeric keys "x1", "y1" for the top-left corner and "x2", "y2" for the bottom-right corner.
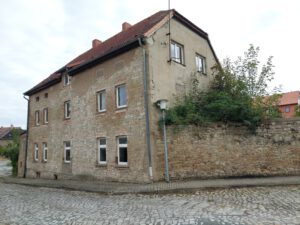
[
  {"x1": 92, "y1": 39, "x2": 102, "y2": 48},
  {"x1": 122, "y1": 22, "x2": 132, "y2": 31}
]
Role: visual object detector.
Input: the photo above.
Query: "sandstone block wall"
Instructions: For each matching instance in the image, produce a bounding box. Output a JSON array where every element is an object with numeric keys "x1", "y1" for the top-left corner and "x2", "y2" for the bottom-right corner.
[{"x1": 155, "y1": 118, "x2": 300, "y2": 180}]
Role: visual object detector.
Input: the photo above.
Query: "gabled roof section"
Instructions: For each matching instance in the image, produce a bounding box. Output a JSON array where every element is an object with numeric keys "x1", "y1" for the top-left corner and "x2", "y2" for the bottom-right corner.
[
  {"x1": 24, "y1": 9, "x2": 219, "y2": 96},
  {"x1": 279, "y1": 91, "x2": 300, "y2": 106}
]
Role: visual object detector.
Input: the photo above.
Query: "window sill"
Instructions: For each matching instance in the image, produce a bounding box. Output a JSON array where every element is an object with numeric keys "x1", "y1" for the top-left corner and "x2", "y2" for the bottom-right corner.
[
  {"x1": 115, "y1": 106, "x2": 127, "y2": 112},
  {"x1": 168, "y1": 59, "x2": 186, "y2": 67},
  {"x1": 42, "y1": 160, "x2": 47, "y2": 163},
  {"x1": 64, "y1": 161, "x2": 71, "y2": 164},
  {"x1": 115, "y1": 164, "x2": 129, "y2": 169},
  {"x1": 96, "y1": 110, "x2": 106, "y2": 115},
  {"x1": 64, "y1": 117, "x2": 71, "y2": 120}
]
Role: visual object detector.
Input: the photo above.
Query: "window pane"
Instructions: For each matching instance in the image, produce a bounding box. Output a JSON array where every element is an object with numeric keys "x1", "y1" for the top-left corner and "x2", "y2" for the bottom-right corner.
[
  {"x1": 100, "y1": 138, "x2": 106, "y2": 145},
  {"x1": 98, "y1": 91, "x2": 106, "y2": 111},
  {"x1": 44, "y1": 149, "x2": 47, "y2": 160},
  {"x1": 118, "y1": 85, "x2": 127, "y2": 107},
  {"x1": 119, "y1": 137, "x2": 127, "y2": 144},
  {"x1": 65, "y1": 149, "x2": 71, "y2": 161},
  {"x1": 100, "y1": 148, "x2": 106, "y2": 162},
  {"x1": 119, "y1": 147, "x2": 127, "y2": 162}
]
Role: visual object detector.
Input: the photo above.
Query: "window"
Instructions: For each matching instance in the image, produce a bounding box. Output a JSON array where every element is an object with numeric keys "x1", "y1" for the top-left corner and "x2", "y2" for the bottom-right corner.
[
  {"x1": 97, "y1": 90, "x2": 106, "y2": 112},
  {"x1": 36, "y1": 96, "x2": 40, "y2": 102},
  {"x1": 34, "y1": 143, "x2": 38, "y2": 161},
  {"x1": 116, "y1": 84, "x2": 127, "y2": 108},
  {"x1": 196, "y1": 54, "x2": 206, "y2": 74},
  {"x1": 285, "y1": 106, "x2": 290, "y2": 113},
  {"x1": 98, "y1": 138, "x2": 107, "y2": 164},
  {"x1": 64, "y1": 141, "x2": 71, "y2": 163},
  {"x1": 64, "y1": 101, "x2": 71, "y2": 119},
  {"x1": 171, "y1": 41, "x2": 184, "y2": 64},
  {"x1": 43, "y1": 108, "x2": 48, "y2": 124},
  {"x1": 35, "y1": 110, "x2": 40, "y2": 125},
  {"x1": 63, "y1": 74, "x2": 70, "y2": 86},
  {"x1": 43, "y1": 142, "x2": 48, "y2": 162},
  {"x1": 117, "y1": 136, "x2": 128, "y2": 166},
  {"x1": 44, "y1": 93, "x2": 48, "y2": 98}
]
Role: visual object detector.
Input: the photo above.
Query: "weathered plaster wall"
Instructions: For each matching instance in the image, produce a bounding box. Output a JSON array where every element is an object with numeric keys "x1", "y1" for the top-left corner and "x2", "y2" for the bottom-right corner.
[
  {"x1": 155, "y1": 118, "x2": 300, "y2": 180},
  {"x1": 26, "y1": 48, "x2": 150, "y2": 182}
]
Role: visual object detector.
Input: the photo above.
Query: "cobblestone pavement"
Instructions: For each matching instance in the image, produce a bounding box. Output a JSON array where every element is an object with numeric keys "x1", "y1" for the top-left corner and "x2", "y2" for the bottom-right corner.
[{"x1": 1, "y1": 183, "x2": 300, "y2": 225}]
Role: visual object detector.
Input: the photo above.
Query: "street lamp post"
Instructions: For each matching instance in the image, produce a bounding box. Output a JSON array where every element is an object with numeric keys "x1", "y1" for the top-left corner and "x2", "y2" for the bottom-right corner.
[{"x1": 157, "y1": 99, "x2": 169, "y2": 182}]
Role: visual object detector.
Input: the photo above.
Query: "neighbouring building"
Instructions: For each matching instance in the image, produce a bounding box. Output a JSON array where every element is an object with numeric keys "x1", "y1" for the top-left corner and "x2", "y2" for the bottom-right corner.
[
  {"x1": 23, "y1": 9, "x2": 218, "y2": 182},
  {"x1": 0, "y1": 126, "x2": 22, "y2": 147},
  {"x1": 278, "y1": 91, "x2": 300, "y2": 118}
]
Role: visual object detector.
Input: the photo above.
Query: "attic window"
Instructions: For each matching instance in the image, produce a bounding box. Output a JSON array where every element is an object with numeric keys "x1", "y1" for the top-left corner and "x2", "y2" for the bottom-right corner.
[
  {"x1": 36, "y1": 96, "x2": 40, "y2": 102},
  {"x1": 44, "y1": 93, "x2": 48, "y2": 98},
  {"x1": 63, "y1": 74, "x2": 70, "y2": 86}
]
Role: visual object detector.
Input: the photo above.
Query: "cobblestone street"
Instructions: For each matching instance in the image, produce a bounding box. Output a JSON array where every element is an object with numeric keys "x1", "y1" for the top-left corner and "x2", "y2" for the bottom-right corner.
[{"x1": 0, "y1": 183, "x2": 300, "y2": 225}]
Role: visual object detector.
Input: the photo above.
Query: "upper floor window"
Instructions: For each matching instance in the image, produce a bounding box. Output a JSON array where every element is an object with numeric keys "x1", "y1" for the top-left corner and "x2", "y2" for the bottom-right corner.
[
  {"x1": 116, "y1": 84, "x2": 127, "y2": 108},
  {"x1": 43, "y1": 142, "x2": 48, "y2": 162},
  {"x1": 43, "y1": 108, "x2": 48, "y2": 124},
  {"x1": 98, "y1": 138, "x2": 107, "y2": 164},
  {"x1": 97, "y1": 90, "x2": 106, "y2": 112},
  {"x1": 63, "y1": 74, "x2": 70, "y2": 86},
  {"x1": 117, "y1": 136, "x2": 128, "y2": 166},
  {"x1": 35, "y1": 110, "x2": 40, "y2": 126},
  {"x1": 34, "y1": 143, "x2": 38, "y2": 161},
  {"x1": 64, "y1": 101, "x2": 71, "y2": 119},
  {"x1": 64, "y1": 141, "x2": 71, "y2": 163},
  {"x1": 36, "y1": 96, "x2": 40, "y2": 102},
  {"x1": 171, "y1": 41, "x2": 184, "y2": 64},
  {"x1": 196, "y1": 54, "x2": 206, "y2": 74}
]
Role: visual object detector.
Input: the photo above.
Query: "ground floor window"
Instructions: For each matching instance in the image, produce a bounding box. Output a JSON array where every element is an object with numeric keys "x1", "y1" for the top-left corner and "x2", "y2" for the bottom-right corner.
[
  {"x1": 98, "y1": 138, "x2": 106, "y2": 164},
  {"x1": 117, "y1": 136, "x2": 128, "y2": 166},
  {"x1": 34, "y1": 143, "x2": 38, "y2": 161},
  {"x1": 64, "y1": 141, "x2": 71, "y2": 163},
  {"x1": 43, "y1": 142, "x2": 48, "y2": 162}
]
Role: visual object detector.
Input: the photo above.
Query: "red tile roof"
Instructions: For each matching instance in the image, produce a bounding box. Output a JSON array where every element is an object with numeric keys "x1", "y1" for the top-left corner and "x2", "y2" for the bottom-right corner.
[
  {"x1": 24, "y1": 9, "x2": 217, "y2": 96},
  {"x1": 279, "y1": 91, "x2": 300, "y2": 106}
]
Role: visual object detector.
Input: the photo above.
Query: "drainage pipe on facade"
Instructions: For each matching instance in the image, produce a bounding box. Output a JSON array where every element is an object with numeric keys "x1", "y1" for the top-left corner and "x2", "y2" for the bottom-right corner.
[
  {"x1": 23, "y1": 95, "x2": 30, "y2": 178},
  {"x1": 138, "y1": 37, "x2": 153, "y2": 180}
]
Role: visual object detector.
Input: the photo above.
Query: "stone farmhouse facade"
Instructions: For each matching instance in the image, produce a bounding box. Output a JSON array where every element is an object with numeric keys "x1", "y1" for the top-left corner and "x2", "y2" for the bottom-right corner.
[{"x1": 23, "y1": 9, "x2": 218, "y2": 182}]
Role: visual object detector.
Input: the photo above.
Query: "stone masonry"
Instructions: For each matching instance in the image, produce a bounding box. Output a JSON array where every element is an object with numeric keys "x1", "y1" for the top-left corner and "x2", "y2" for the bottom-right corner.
[{"x1": 155, "y1": 118, "x2": 300, "y2": 180}]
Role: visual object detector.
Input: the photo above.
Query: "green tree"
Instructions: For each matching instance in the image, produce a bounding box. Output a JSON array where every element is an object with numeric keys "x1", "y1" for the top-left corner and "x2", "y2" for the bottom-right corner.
[
  {"x1": 0, "y1": 129, "x2": 21, "y2": 175},
  {"x1": 165, "y1": 45, "x2": 280, "y2": 130}
]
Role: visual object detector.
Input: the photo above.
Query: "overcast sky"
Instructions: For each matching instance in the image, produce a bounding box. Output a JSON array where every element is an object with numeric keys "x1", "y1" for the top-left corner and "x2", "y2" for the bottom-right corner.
[{"x1": 1, "y1": 0, "x2": 299, "y2": 128}]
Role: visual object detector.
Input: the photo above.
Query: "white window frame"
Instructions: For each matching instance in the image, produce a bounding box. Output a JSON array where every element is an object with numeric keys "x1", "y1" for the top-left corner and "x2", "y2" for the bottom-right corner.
[
  {"x1": 97, "y1": 90, "x2": 106, "y2": 112},
  {"x1": 63, "y1": 74, "x2": 70, "y2": 86},
  {"x1": 35, "y1": 110, "x2": 40, "y2": 126},
  {"x1": 117, "y1": 136, "x2": 128, "y2": 166},
  {"x1": 64, "y1": 101, "x2": 71, "y2": 119},
  {"x1": 43, "y1": 108, "x2": 48, "y2": 124},
  {"x1": 196, "y1": 54, "x2": 207, "y2": 74},
  {"x1": 116, "y1": 84, "x2": 127, "y2": 108},
  {"x1": 171, "y1": 41, "x2": 184, "y2": 64},
  {"x1": 34, "y1": 143, "x2": 38, "y2": 161},
  {"x1": 64, "y1": 141, "x2": 71, "y2": 163},
  {"x1": 98, "y1": 138, "x2": 107, "y2": 164},
  {"x1": 43, "y1": 142, "x2": 48, "y2": 162}
]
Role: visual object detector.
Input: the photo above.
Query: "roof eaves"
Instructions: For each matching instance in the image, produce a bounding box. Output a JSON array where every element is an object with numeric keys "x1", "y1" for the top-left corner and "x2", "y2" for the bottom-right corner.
[
  {"x1": 69, "y1": 38, "x2": 142, "y2": 76},
  {"x1": 24, "y1": 76, "x2": 61, "y2": 96}
]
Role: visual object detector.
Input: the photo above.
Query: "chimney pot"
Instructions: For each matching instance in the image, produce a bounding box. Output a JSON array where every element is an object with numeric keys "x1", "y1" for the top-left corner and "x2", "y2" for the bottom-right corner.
[
  {"x1": 122, "y1": 22, "x2": 132, "y2": 31},
  {"x1": 92, "y1": 39, "x2": 102, "y2": 48}
]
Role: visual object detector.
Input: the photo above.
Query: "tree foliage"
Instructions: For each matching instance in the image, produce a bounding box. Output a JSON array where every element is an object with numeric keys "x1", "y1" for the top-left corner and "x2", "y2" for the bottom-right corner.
[
  {"x1": 0, "y1": 129, "x2": 21, "y2": 175},
  {"x1": 165, "y1": 45, "x2": 281, "y2": 131}
]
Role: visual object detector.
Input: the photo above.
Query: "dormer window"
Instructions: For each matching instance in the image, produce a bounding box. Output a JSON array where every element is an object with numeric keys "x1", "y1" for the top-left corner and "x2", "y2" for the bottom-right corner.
[{"x1": 63, "y1": 74, "x2": 70, "y2": 86}]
